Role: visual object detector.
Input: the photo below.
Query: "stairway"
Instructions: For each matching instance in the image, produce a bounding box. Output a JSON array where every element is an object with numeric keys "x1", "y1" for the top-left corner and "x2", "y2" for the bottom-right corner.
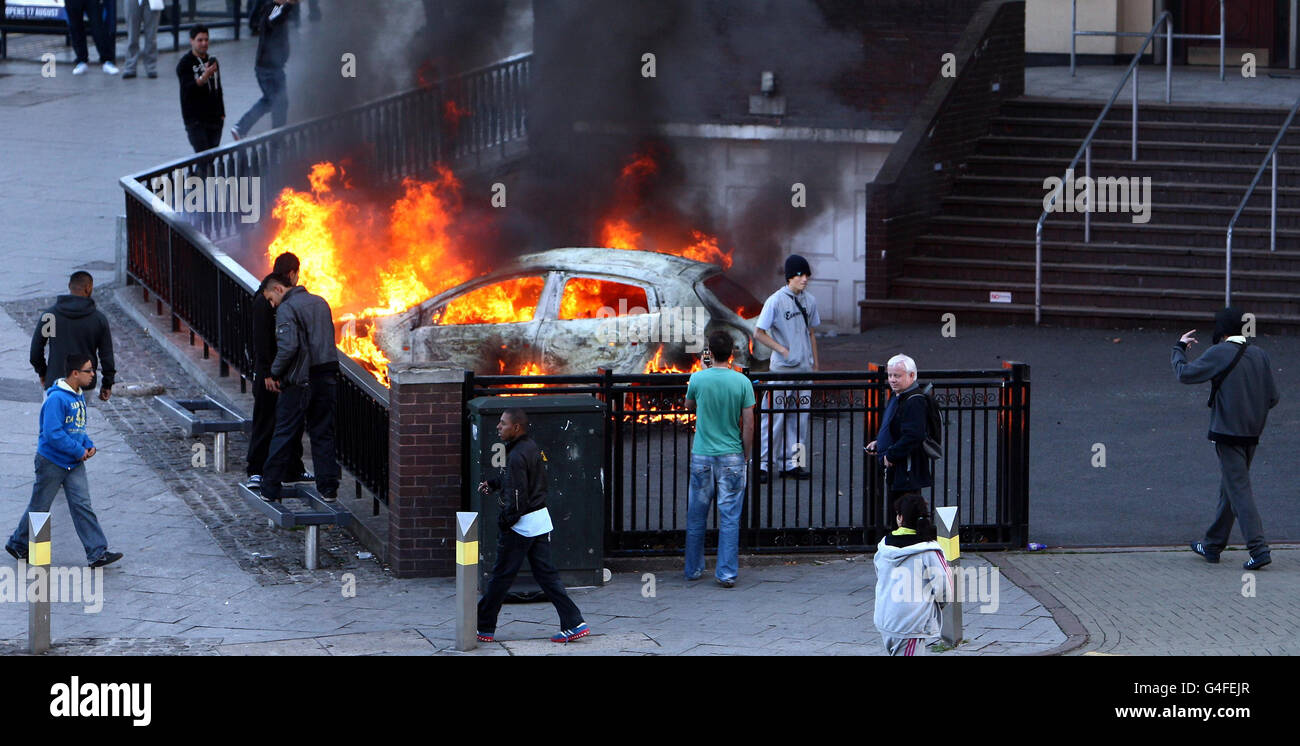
[{"x1": 862, "y1": 96, "x2": 1300, "y2": 332}]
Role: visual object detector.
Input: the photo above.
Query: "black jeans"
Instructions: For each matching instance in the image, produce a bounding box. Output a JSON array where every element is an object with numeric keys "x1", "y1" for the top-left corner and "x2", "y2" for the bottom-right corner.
[
  {"x1": 245, "y1": 375, "x2": 304, "y2": 478},
  {"x1": 1204, "y1": 442, "x2": 1270, "y2": 559},
  {"x1": 65, "y1": 0, "x2": 115, "y2": 64},
  {"x1": 477, "y1": 529, "x2": 584, "y2": 634},
  {"x1": 261, "y1": 372, "x2": 340, "y2": 500},
  {"x1": 185, "y1": 122, "x2": 224, "y2": 153}
]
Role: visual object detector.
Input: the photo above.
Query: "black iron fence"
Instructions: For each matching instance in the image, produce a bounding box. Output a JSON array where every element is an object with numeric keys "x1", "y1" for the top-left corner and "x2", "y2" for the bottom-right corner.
[
  {"x1": 465, "y1": 364, "x2": 1030, "y2": 556},
  {"x1": 118, "y1": 54, "x2": 532, "y2": 506}
]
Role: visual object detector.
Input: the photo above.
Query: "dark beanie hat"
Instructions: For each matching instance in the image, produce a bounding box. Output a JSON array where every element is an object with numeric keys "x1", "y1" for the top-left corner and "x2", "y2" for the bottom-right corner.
[
  {"x1": 785, "y1": 254, "x2": 811, "y2": 280},
  {"x1": 1213, "y1": 306, "x2": 1245, "y2": 343}
]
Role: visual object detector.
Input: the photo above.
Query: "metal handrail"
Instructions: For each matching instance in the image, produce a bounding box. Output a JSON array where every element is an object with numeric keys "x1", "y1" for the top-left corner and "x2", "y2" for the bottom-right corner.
[
  {"x1": 1072, "y1": 0, "x2": 1224, "y2": 81},
  {"x1": 1034, "y1": 12, "x2": 1173, "y2": 324},
  {"x1": 1224, "y1": 97, "x2": 1300, "y2": 305}
]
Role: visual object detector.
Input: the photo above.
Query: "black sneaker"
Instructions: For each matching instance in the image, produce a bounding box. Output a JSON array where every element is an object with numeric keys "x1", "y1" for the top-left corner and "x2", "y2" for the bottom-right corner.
[
  {"x1": 1190, "y1": 541, "x2": 1220, "y2": 563},
  {"x1": 4, "y1": 544, "x2": 27, "y2": 562},
  {"x1": 1243, "y1": 555, "x2": 1271, "y2": 571},
  {"x1": 758, "y1": 470, "x2": 769, "y2": 484},
  {"x1": 321, "y1": 491, "x2": 338, "y2": 503},
  {"x1": 89, "y1": 551, "x2": 123, "y2": 568},
  {"x1": 290, "y1": 471, "x2": 315, "y2": 483},
  {"x1": 781, "y1": 467, "x2": 812, "y2": 480},
  {"x1": 242, "y1": 474, "x2": 262, "y2": 490}
]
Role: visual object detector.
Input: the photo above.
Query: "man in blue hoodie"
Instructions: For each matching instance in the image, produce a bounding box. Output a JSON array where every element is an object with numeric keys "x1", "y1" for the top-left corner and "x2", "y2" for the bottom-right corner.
[{"x1": 5, "y1": 354, "x2": 123, "y2": 568}]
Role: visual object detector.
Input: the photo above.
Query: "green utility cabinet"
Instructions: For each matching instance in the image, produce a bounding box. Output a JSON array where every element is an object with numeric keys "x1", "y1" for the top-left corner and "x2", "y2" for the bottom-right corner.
[{"x1": 468, "y1": 395, "x2": 606, "y2": 589}]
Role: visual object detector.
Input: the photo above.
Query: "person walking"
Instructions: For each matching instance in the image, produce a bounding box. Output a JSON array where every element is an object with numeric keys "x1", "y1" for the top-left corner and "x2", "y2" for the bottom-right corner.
[
  {"x1": 243, "y1": 253, "x2": 308, "y2": 491},
  {"x1": 122, "y1": 0, "x2": 162, "y2": 79},
  {"x1": 683, "y1": 331, "x2": 754, "y2": 587},
  {"x1": 65, "y1": 0, "x2": 119, "y2": 75},
  {"x1": 231, "y1": 0, "x2": 298, "y2": 140},
  {"x1": 873, "y1": 492, "x2": 952, "y2": 656},
  {"x1": 476, "y1": 408, "x2": 591, "y2": 643},
  {"x1": 1173, "y1": 307, "x2": 1279, "y2": 571},
  {"x1": 5, "y1": 354, "x2": 123, "y2": 568},
  {"x1": 176, "y1": 25, "x2": 225, "y2": 152},
  {"x1": 29, "y1": 272, "x2": 116, "y2": 402},
  {"x1": 753, "y1": 254, "x2": 819, "y2": 482},
  {"x1": 258, "y1": 273, "x2": 340, "y2": 503},
  {"x1": 865, "y1": 354, "x2": 933, "y2": 511}
]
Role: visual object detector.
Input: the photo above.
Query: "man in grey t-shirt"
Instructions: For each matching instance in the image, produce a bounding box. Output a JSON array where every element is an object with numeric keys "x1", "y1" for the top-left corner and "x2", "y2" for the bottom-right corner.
[{"x1": 754, "y1": 254, "x2": 820, "y2": 482}]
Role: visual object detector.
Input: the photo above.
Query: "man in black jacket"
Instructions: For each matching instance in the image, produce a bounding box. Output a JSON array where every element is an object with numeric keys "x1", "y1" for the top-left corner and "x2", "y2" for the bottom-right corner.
[
  {"x1": 176, "y1": 25, "x2": 225, "y2": 152},
  {"x1": 231, "y1": 0, "x2": 298, "y2": 140},
  {"x1": 259, "y1": 272, "x2": 339, "y2": 503},
  {"x1": 475, "y1": 409, "x2": 590, "y2": 644},
  {"x1": 865, "y1": 354, "x2": 933, "y2": 520},
  {"x1": 30, "y1": 272, "x2": 115, "y2": 401},
  {"x1": 243, "y1": 253, "x2": 306, "y2": 491},
  {"x1": 1173, "y1": 307, "x2": 1280, "y2": 571}
]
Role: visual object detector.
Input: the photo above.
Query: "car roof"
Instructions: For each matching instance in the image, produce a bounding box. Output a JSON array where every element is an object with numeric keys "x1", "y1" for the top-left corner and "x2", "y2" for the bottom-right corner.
[{"x1": 507, "y1": 248, "x2": 721, "y2": 283}]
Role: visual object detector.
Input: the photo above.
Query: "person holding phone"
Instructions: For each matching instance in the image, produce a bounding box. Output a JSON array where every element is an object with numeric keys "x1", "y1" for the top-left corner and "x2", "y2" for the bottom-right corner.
[{"x1": 176, "y1": 26, "x2": 226, "y2": 152}]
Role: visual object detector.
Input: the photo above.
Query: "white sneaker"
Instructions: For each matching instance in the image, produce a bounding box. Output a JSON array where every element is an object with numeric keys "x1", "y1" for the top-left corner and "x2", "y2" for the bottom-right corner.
[
  {"x1": 102, "y1": 61, "x2": 120, "y2": 75},
  {"x1": 73, "y1": 62, "x2": 89, "y2": 75}
]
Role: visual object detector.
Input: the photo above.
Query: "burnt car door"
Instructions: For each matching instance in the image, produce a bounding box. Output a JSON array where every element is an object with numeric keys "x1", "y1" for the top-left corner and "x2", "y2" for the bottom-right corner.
[
  {"x1": 405, "y1": 273, "x2": 556, "y2": 374},
  {"x1": 536, "y1": 274, "x2": 670, "y2": 374}
]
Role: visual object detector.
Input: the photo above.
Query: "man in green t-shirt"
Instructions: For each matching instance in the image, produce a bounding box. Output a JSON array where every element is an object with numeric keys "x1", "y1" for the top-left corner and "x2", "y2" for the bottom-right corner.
[{"x1": 684, "y1": 331, "x2": 755, "y2": 587}]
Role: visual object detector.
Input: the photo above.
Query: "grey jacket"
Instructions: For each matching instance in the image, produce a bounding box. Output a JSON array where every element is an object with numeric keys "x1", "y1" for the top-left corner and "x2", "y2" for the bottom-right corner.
[
  {"x1": 271, "y1": 286, "x2": 338, "y2": 386},
  {"x1": 1171, "y1": 337, "x2": 1279, "y2": 444},
  {"x1": 873, "y1": 536, "x2": 952, "y2": 638}
]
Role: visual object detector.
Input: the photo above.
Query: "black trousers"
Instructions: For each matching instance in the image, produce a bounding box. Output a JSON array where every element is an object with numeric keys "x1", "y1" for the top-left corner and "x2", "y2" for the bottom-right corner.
[
  {"x1": 245, "y1": 375, "x2": 304, "y2": 478},
  {"x1": 261, "y1": 372, "x2": 340, "y2": 500},
  {"x1": 185, "y1": 122, "x2": 224, "y2": 153},
  {"x1": 1203, "y1": 442, "x2": 1270, "y2": 559},
  {"x1": 65, "y1": 0, "x2": 115, "y2": 64},
  {"x1": 477, "y1": 529, "x2": 584, "y2": 634}
]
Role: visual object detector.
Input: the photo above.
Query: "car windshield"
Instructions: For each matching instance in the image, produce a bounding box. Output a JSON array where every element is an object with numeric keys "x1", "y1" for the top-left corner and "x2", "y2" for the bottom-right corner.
[
  {"x1": 559, "y1": 278, "x2": 649, "y2": 320},
  {"x1": 699, "y1": 274, "x2": 762, "y2": 318},
  {"x1": 434, "y1": 276, "x2": 546, "y2": 324}
]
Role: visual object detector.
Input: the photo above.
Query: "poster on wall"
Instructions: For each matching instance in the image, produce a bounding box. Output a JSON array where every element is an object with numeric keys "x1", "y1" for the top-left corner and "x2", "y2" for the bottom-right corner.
[{"x1": 3, "y1": 0, "x2": 69, "y2": 23}]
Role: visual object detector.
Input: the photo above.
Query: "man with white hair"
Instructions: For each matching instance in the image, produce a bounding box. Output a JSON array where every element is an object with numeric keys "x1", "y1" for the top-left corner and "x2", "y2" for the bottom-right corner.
[{"x1": 865, "y1": 354, "x2": 933, "y2": 512}]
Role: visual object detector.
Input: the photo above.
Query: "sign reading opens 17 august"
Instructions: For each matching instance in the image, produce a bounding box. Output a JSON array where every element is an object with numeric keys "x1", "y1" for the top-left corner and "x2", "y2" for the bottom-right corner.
[{"x1": 4, "y1": 0, "x2": 69, "y2": 22}]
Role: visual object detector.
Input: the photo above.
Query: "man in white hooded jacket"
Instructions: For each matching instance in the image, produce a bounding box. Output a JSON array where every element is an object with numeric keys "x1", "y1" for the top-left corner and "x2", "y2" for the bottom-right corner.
[{"x1": 873, "y1": 493, "x2": 953, "y2": 656}]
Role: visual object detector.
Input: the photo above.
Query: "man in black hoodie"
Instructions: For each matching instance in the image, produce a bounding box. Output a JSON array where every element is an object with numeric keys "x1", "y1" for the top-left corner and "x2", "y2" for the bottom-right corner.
[
  {"x1": 243, "y1": 253, "x2": 307, "y2": 491},
  {"x1": 29, "y1": 272, "x2": 116, "y2": 401},
  {"x1": 475, "y1": 409, "x2": 589, "y2": 644},
  {"x1": 1173, "y1": 307, "x2": 1280, "y2": 571},
  {"x1": 231, "y1": 0, "x2": 298, "y2": 140}
]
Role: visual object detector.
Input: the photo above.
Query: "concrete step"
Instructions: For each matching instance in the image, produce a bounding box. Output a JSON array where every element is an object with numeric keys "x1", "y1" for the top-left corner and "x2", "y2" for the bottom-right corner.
[
  {"x1": 965, "y1": 154, "x2": 1300, "y2": 187},
  {"x1": 939, "y1": 195, "x2": 1300, "y2": 230},
  {"x1": 950, "y1": 175, "x2": 1300, "y2": 207},
  {"x1": 989, "y1": 115, "x2": 1300, "y2": 147},
  {"x1": 926, "y1": 213, "x2": 1300, "y2": 249},
  {"x1": 1002, "y1": 97, "x2": 1293, "y2": 126},
  {"x1": 976, "y1": 135, "x2": 1300, "y2": 167}
]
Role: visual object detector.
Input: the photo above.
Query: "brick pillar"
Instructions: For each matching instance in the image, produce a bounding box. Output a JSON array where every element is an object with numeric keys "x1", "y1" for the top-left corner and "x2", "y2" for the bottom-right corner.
[{"x1": 387, "y1": 366, "x2": 464, "y2": 578}]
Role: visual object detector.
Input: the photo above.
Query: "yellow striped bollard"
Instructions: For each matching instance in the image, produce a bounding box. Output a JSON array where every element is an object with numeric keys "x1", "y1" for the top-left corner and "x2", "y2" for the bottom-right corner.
[
  {"x1": 28, "y1": 512, "x2": 51, "y2": 654},
  {"x1": 935, "y1": 506, "x2": 961, "y2": 647},
  {"x1": 455, "y1": 512, "x2": 479, "y2": 651}
]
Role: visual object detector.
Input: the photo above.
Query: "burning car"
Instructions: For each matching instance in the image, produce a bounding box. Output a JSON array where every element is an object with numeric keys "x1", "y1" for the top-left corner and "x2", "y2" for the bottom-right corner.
[{"x1": 370, "y1": 248, "x2": 768, "y2": 376}]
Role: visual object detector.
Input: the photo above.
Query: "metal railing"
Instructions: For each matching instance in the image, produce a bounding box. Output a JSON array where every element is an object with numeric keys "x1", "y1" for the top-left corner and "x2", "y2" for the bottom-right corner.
[
  {"x1": 465, "y1": 364, "x2": 1031, "y2": 555},
  {"x1": 1035, "y1": 12, "x2": 1173, "y2": 325},
  {"x1": 120, "y1": 54, "x2": 532, "y2": 505},
  {"x1": 1225, "y1": 96, "x2": 1300, "y2": 304},
  {"x1": 1072, "y1": 0, "x2": 1224, "y2": 81}
]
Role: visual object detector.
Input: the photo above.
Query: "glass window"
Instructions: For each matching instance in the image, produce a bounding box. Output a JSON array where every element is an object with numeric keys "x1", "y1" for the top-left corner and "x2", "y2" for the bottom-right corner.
[
  {"x1": 558, "y1": 278, "x2": 649, "y2": 320},
  {"x1": 700, "y1": 274, "x2": 762, "y2": 319},
  {"x1": 433, "y1": 276, "x2": 546, "y2": 325}
]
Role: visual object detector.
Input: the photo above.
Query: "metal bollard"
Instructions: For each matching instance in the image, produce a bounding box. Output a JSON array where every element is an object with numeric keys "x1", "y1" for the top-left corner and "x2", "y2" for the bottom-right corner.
[
  {"x1": 934, "y1": 506, "x2": 961, "y2": 647},
  {"x1": 455, "y1": 512, "x2": 480, "y2": 651},
  {"x1": 214, "y1": 432, "x2": 227, "y2": 473},
  {"x1": 304, "y1": 525, "x2": 319, "y2": 570},
  {"x1": 28, "y1": 512, "x2": 52, "y2": 654}
]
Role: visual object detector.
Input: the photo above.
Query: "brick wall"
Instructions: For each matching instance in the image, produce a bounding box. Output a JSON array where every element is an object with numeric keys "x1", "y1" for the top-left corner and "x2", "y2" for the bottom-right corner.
[
  {"x1": 387, "y1": 366, "x2": 464, "y2": 578},
  {"x1": 863, "y1": 0, "x2": 1025, "y2": 324}
]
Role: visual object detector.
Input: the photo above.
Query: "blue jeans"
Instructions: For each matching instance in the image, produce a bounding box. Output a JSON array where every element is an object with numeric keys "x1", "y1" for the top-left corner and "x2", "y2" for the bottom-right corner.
[
  {"x1": 7, "y1": 453, "x2": 109, "y2": 564},
  {"x1": 235, "y1": 66, "x2": 288, "y2": 135},
  {"x1": 685, "y1": 453, "x2": 746, "y2": 582}
]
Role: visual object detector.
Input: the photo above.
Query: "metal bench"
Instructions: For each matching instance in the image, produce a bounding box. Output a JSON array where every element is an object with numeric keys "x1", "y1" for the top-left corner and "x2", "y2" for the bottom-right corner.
[
  {"x1": 237, "y1": 483, "x2": 353, "y2": 569},
  {"x1": 155, "y1": 395, "x2": 249, "y2": 473}
]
